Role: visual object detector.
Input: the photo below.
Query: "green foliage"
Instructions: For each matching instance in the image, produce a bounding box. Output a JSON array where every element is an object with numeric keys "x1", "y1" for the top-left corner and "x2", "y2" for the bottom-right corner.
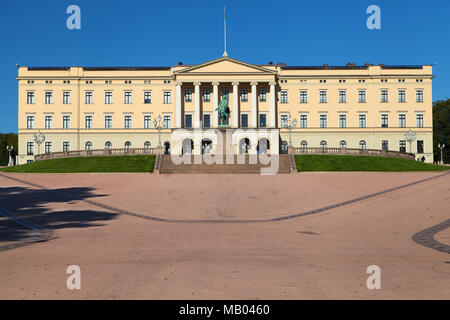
[
  {"x1": 0, "y1": 133, "x2": 18, "y2": 166},
  {"x1": 294, "y1": 155, "x2": 450, "y2": 172},
  {"x1": 433, "y1": 99, "x2": 450, "y2": 163},
  {"x1": 0, "y1": 155, "x2": 155, "y2": 173}
]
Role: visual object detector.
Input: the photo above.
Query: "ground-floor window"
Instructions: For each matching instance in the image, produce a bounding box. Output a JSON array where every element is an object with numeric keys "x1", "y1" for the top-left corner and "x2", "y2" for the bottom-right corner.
[
  {"x1": 85, "y1": 141, "x2": 93, "y2": 151},
  {"x1": 382, "y1": 140, "x2": 389, "y2": 151},
  {"x1": 63, "y1": 141, "x2": 70, "y2": 152},
  {"x1": 105, "y1": 141, "x2": 112, "y2": 149},
  {"x1": 45, "y1": 142, "x2": 52, "y2": 154},
  {"x1": 164, "y1": 142, "x2": 171, "y2": 154},
  {"x1": 320, "y1": 140, "x2": 327, "y2": 149},
  {"x1": 359, "y1": 140, "x2": 366, "y2": 150},
  {"x1": 124, "y1": 141, "x2": 131, "y2": 149},
  {"x1": 27, "y1": 142, "x2": 34, "y2": 155},
  {"x1": 399, "y1": 140, "x2": 406, "y2": 153},
  {"x1": 417, "y1": 140, "x2": 424, "y2": 154},
  {"x1": 144, "y1": 141, "x2": 151, "y2": 150},
  {"x1": 340, "y1": 140, "x2": 347, "y2": 149},
  {"x1": 301, "y1": 140, "x2": 308, "y2": 149}
]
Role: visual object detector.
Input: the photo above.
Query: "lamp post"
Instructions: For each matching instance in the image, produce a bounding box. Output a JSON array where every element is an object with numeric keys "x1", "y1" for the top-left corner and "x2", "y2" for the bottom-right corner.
[
  {"x1": 153, "y1": 115, "x2": 163, "y2": 147},
  {"x1": 438, "y1": 142, "x2": 445, "y2": 164},
  {"x1": 6, "y1": 145, "x2": 13, "y2": 166},
  {"x1": 33, "y1": 130, "x2": 45, "y2": 156},
  {"x1": 283, "y1": 114, "x2": 297, "y2": 147},
  {"x1": 404, "y1": 129, "x2": 416, "y2": 154}
]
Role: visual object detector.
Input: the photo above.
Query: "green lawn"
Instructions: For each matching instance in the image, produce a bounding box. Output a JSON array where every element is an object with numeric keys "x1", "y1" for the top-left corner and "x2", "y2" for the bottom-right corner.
[
  {"x1": 0, "y1": 155, "x2": 155, "y2": 173},
  {"x1": 294, "y1": 155, "x2": 450, "y2": 172}
]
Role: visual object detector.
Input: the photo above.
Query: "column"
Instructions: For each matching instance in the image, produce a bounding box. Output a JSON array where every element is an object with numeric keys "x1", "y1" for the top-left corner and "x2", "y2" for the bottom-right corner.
[
  {"x1": 175, "y1": 81, "x2": 182, "y2": 128},
  {"x1": 194, "y1": 82, "x2": 201, "y2": 128},
  {"x1": 269, "y1": 81, "x2": 276, "y2": 128},
  {"x1": 251, "y1": 82, "x2": 258, "y2": 128},
  {"x1": 213, "y1": 82, "x2": 220, "y2": 127},
  {"x1": 232, "y1": 82, "x2": 239, "y2": 128}
]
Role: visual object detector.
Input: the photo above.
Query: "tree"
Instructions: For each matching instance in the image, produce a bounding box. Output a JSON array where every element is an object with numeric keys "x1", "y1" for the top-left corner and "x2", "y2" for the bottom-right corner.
[{"x1": 433, "y1": 99, "x2": 450, "y2": 164}]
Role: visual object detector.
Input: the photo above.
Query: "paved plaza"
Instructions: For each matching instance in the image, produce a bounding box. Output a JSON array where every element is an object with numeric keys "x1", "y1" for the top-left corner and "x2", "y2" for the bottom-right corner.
[{"x1": 0, "y1": 172, "x2": 449, "y2": 299}]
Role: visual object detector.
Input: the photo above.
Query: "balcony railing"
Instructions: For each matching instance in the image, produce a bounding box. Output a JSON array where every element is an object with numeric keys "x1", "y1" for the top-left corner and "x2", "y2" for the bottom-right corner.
[
  {"x1": 290, "y1": 147, "x2": 415, "y2": 160},
  {"x1": 34, "y1": 147, "x2": 160, "y2": 161}
]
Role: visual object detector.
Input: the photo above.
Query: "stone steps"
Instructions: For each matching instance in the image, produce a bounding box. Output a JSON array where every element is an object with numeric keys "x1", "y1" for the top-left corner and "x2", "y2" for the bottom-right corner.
[{"x1": 160, "y1": 154, "x2": 291, "y2": 174}]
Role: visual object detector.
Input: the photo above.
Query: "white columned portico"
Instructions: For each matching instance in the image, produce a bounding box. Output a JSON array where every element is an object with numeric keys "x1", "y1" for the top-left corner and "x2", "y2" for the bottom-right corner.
[
  {"x1": 212, "y1": 82, "x2": 220, "y2": 127},
  {"x1": 269, "y1": 81, "x2": 276, "y2": 128},
  {"x1": 232, "y1": 82, "x2": 239, "y2": 128},
  {"x1": 175, "y1": 81, "x2": 182, "y2": 128},
  {"x1": 251, "y1": 82, "x2": 258, "y2": 128},
  {"x1": 194, "y1": 82, "x2": 201, "y2": 128}
]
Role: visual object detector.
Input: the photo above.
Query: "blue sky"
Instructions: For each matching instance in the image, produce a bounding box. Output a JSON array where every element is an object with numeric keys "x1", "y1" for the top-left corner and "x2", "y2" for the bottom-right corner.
[{"x1": 0, "y1": 0, "x2": 449, "y2": 133}]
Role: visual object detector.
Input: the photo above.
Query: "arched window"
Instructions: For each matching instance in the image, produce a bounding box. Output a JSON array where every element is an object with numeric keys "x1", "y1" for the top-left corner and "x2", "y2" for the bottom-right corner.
[
  {"x1": 105, "y1": 141, "x2": 112, "y2": 150},
  {"x1": 257, "y1": 138, "x2": 270, "y2": 154},
  {"x1": 340, "y1": 140, "x2": 347, "y2": 149},
  {"x1": 301, "y1": 140, "x2": 308, "y2": 148},
  {"x1": 320, "y1": 140, "x2": 327, "y2": 149},
  {"x1": 85, "y1": 141, "x2": 92, "y2": 151},
  {"x1": 124, "y1": 141, "x2": 131, "y2": 149},
  {"x1": 182, "y1": 139, "x2": 193, "y2": 154},
  {"x1": 144, "y1": 141, "x2": 151, "y2": 150},
  {"x1": 359, "y1": 140, "x2": 367, "y2": 150},
  {"x1": 164, "y1": 142, "x2": 171, "y2": 155}
]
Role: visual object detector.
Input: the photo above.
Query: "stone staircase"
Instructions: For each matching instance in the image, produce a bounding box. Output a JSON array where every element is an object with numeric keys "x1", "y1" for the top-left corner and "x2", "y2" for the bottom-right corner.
[{"x1": 159, "y1": 154, "x2": 291, "y2": 174}]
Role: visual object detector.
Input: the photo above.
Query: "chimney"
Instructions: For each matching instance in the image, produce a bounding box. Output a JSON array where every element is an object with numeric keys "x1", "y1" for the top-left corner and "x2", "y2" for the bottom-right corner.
[{"x1": 323, "y1": 64, "x2": 328, "y2": 68}]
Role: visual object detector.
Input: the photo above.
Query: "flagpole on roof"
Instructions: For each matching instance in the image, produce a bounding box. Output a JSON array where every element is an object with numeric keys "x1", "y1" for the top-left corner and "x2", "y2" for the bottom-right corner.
[{"x1": 223, "y1": 6, "x2": 228, "y2": 57}]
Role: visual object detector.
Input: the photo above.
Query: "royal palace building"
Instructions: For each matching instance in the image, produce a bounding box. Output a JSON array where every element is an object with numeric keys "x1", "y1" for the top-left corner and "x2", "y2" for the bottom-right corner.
[{"x1": 17, "y1": 56, "x2": 434, "y2": 164}]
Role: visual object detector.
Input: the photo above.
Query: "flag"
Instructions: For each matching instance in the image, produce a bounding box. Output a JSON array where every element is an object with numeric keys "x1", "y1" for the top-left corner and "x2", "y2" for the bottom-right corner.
[{"x1": 224, "y1": 7, "x2": 226, "y2": 20}]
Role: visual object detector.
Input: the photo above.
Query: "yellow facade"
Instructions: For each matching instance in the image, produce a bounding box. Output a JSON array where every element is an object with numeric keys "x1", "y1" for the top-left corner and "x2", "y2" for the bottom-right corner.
[{"x1": 17, "y1": 56, "x2": 434, "y2": 164}]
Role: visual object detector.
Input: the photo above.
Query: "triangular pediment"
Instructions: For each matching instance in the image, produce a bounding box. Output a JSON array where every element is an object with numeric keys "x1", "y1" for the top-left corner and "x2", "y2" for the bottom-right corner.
[{"x1": 175, "y1": 57, "x2": 277, "y2": 75}]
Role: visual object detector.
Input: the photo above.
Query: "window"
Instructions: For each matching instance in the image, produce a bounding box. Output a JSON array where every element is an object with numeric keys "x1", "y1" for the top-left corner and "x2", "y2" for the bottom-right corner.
[
  {"x1": 184, "y1": 90, "x2": 192, "y2": 102},
  {"x1": 359, "y1": 140, "x2": 366, "y2": 150},
  {"x1": 301, "y1": 140, "x2": 308, "y2": 149},
  {"x1": 85, "y1": 91, "x2": 93, "y2": 104},
  {"x1": 300, "y1": 90, "x2": 308, "y2": 103},
  {"x1": 45, "y1": 91, "x2": 53, "y2": 104},
  {"x1": 163, "y1": 115, "x2": 171, "y2": 128},
  {"x1": 105, "y1": 91, "x2": 113, "y2": 104},
  {"x1": 381, "y1": 90, "x2": 388, "y2": 103},
  {"x1": 26, "y1": 116, "x2": 34, "y2": 129},
  {"x1": 320, "y1": 141, "x2": 327, "y2": 149},
  {"x1": 63, "y1": 91, "x2": 71, "y2": 104},
  {"x1": 358, "y1": 90, "x2": 366, "y2": 103},
  {"x1": 27, "y1": 142, "x2": 34, "y2": 155},
  {"x1": 45, "y1": 142, "x2": 52, "y2": 154},
  {"x1": 163, "y1": 91, "x2": 171, "y2": 104},
  {"x1": 259, "y1": 114, "x2": 267, "y2": 128},
  {"x1": 339, "y1": 114, "x2": 347, "y2": 128},
  {"x1": 280, "y1": 114, "x2": 288, "y2": 128},
  {"x1": 417, "y1": 140, "x2": 424, "y2": 153},
  {"x1": 185, "y1": 114, "x2": 192, "y2": 128},
  {"x1": 359, "y1": 114, "x2": 367, "y2": 128},
  {"x1": 258, "y1": 89, "x2": 266, "y2": 102},
  {"x1": 124, "y1": 141, "x2": 131, "y2": 149},
  {"x1": 105, "y1": 115, "x2": 112, "y2": 129},
  {"x1": 319, "y1": 91, "x2": 327, "y2": 103},
  {"x1": 416, "y1": 114, "x2": 424, "y2": 128},
  {"x1": 381, "y1": 114, "x2": 389, "y2": 128},
  {"x1": 340, "y1": 140, "x2": 347, "y2": 149},
  {"x1": 124, "y1": 91, "x2": 132, "y2": 104},
  {"x1": 144, "y1": 141, "x2": 151, "y2": 150},
  {"x1": 105, "y1": 141, "x2": 112, "y2": 150},
  {"x1": 144, "y1": 91, "x2": 152, "y2": 104},
  {"x1": 382, "y1": 140, "x2": 389, "y2": 151},
  {"x1": 280, "y1": 91, "x2": 288, "y2": 103},
  {"x1": 124, "y1": 115, "x2": 132, "y2": 129},
  {"x1": 398, "y1": 114, "x2": 406, "y2": 128},
  {"x1": 338, "y1": 91, "x2": 347, "y2": 103},
  {"x1": 45, "y1": 115, "x2": 53, "y2": 129},
  {"x1": 221, "y1": 90, "x2": 229, "y2": 100},
  {"x1": 63, "y1": 141, "x2": 70, "y2": 152},
  {"x1": 399, "y1": 140, "x2": 406, "y2": 153},
  {"x1": 27, "y1": 92, "x2": 35, "y2": 104},
  {"x1": 203, "y1": 114, "x2": 210, "y2": 128},
  {"x1": 63, "y1": 115, "x2": 71, "y2": 129},
  {"x1": 85, "y1": 115, "x2": 93, "y2": 129},
  {"x1": 416, "y1": 90, "x2": 424, "y2": 102},
  {"x1": 144, "y1": 115, "x2": 152, "y2": 129},
  {"x1": 241, "y1": 114, "x2": 248, "y2": 128},
  {"x1": 398, "y1": 90, "x2": 406, "y2": 102},
  {"x1": 240, "y1": 89, "x2": 248, "y2": 102},
  {"x1": 320, "y1": 114, "x2": 327, "y2": 128},
  {"x1": 203, "y1": 90, "x2": 210, "y2": 102},
  {"x1": 85, "y1": 142, "x2": 93, "y2": 151},
  {"x1": 300, "y1": 114, "x2": 308, "y2": 128}
]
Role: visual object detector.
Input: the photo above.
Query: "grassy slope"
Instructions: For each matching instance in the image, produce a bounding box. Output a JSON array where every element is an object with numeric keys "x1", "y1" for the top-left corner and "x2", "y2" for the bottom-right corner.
[
  {"x1": 0, "y1": 155, "x2": 155, "y2": 173},
  {"x1": 295, "y1": 155, "x2": 450, "y2": 172}
]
